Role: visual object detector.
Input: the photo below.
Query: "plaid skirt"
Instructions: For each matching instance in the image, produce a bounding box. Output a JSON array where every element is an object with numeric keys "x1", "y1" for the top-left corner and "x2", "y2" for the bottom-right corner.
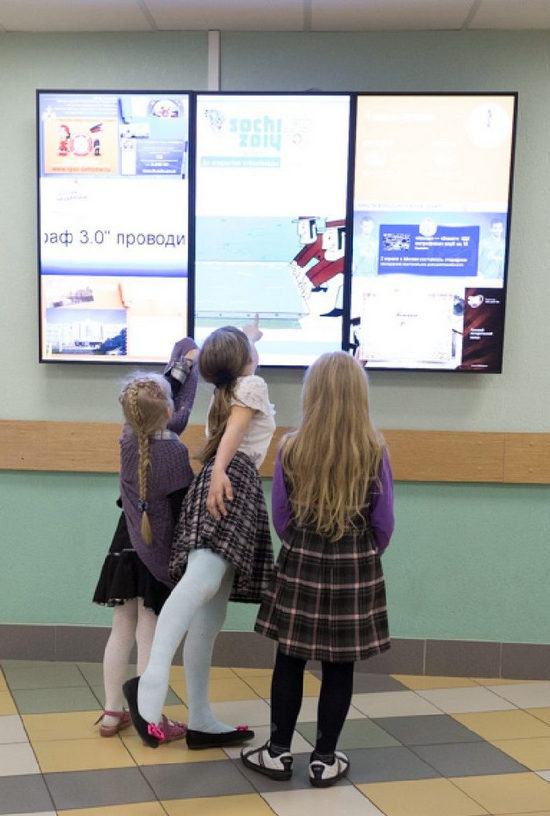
[
  {"x1": 169, "y1": 451, "x2": 274, "y2": 603},
  {"x1": 255, "y1": 522, "x2": 390, "y2": 663}
]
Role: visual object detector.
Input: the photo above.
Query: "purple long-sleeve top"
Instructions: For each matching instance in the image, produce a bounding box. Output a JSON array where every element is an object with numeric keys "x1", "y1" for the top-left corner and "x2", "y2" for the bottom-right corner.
[
  {"x1": 120, "y1": 338, "x2": 199, "y2": 586},
  {"x1": 164, "y1": 337, "x2": 199, "y2": 434},
  {"x1": 271, "y1": 447, "x2": 395, "y2": 555}
]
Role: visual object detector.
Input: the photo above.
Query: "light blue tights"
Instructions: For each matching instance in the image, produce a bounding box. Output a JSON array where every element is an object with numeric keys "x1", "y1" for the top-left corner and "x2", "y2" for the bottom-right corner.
[{"x1": 138, "y1": 548, "x2": 235, "y2": 731}]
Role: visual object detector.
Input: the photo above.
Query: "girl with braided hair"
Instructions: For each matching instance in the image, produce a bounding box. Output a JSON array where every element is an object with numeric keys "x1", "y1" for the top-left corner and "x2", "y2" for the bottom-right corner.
[
  {"x1": 123, "y1": 317, "x2": 276, "y2": 750},
  {"x1": 93, "y1": 338, "x2": 198, "y2": 741}
]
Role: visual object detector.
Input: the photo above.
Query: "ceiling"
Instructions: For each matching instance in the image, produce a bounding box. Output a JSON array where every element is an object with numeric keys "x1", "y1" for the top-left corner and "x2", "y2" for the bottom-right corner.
[{"x1": 0, "y1": 0, "x2": 549, "y2": 33}]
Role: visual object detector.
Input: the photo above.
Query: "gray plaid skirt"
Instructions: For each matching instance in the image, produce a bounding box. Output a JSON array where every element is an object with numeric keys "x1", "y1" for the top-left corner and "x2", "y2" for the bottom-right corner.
[
  {"x1": 169, "y1": 451, "x2": 274, "y2": 603},
  {"x1": 255, "y1": 522, "x2": 390, "y2": 662}
]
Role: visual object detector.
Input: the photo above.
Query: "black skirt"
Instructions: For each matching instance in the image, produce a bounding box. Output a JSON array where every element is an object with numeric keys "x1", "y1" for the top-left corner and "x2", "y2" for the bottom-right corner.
[
  {"x1": 169, "y1": 451, "x2": 274, "y2": 603},
  {"x1": 92, "y1": 512, "x2": 171, "y2": 616}
]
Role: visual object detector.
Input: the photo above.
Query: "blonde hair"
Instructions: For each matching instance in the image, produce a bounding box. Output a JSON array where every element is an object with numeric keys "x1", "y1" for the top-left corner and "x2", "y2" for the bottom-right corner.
[
  {"x1": 119, "y1": 373, "x2": 173, "y2": 545},
  {"x1": 197, "y1": 326, "x2": 252, "y2": 464},
  {"x1": 280, "y1": 351, "x2": 384, "y2": 541}
]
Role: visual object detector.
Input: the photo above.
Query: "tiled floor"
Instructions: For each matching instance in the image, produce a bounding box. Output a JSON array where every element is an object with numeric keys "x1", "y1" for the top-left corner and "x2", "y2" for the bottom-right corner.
[{"x1": 3, "y1": 662, "x2": 550, "y2": 815}]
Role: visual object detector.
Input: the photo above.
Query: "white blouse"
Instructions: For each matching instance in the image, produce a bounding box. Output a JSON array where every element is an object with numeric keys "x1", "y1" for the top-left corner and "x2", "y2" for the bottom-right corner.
[{"x1": 206, "y1": 375, "x2": 276, "y2": 469}]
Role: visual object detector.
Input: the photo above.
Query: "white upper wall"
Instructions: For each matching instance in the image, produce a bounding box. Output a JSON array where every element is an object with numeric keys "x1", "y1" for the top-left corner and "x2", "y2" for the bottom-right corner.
[
  {"x1": 1, "y1": 0, "x2": 550, "y2": 33},
  {"x1": 0, "y1": 28, "x2": 548, "y2": 431}
]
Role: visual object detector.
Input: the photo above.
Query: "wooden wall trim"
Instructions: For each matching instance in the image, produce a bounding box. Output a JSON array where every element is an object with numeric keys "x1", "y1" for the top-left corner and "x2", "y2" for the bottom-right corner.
[{"x1": 1, "y1": 420, "x2": 549, "y2": 484}]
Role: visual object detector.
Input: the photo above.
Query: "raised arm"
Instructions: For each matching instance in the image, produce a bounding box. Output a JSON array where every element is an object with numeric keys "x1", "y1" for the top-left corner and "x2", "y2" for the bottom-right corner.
[
  {"x1": 164, "y1": 337, "x2": 199, "y2": 435},
  {"x1": 241, "y1": 314, "x2": 262, "y2": 375}
]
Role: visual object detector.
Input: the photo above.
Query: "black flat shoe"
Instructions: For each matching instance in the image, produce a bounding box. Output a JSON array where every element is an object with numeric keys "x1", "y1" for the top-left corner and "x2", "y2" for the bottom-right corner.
[
  {"x1": 122, "y1": 676, "x2": 161, "y2": 749},
  {"x1": 186, "y1": 726, "x2": 255, "y2": 750}
]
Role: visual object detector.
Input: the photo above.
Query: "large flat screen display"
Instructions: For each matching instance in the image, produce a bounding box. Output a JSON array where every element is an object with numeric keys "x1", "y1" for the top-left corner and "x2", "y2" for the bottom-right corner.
[
  {"x1": 351, "y1": 94, "x2": 517, "y2": 372},
  {"x1": 194, "y1": 93, "x2": 351, "y2": 366},
  {"x1": 38, "y1": 91, "x2": 190, "y2": 363},
  {"x1": 37, "y1": 91, "x2": 517, "y2": 373}
]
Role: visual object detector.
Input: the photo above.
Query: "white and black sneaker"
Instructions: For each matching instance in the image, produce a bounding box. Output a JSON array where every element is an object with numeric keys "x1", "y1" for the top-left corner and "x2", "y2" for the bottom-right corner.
[
  {"x1": 241, "y1": 742, "x2": 293, "y2": 781},
  {"x1": 309, "y1": 751, "x2": 350, "y2": 787}
]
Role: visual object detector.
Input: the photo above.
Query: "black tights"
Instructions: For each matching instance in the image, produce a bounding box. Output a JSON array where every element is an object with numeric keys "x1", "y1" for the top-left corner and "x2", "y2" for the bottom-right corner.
[{"x1": 270, "y1": 649, "x2": 354, "y2": 754}]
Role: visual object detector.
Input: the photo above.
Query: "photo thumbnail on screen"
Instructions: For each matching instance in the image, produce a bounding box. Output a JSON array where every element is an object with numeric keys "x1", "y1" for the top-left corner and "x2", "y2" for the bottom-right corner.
[{"x1": 38, "y1": 91, "x2": 191, "y2": 363}]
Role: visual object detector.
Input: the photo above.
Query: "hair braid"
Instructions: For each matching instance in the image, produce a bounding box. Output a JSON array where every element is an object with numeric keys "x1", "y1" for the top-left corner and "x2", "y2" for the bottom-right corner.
[
  {"x1": 137, "y1": 431, "x2": 153, "y2": 546},
  {"x1": 120, "y1": 375, "x2": 173, "y2": 546},
  {"x1": 125, "y1": 383, "x2": 153, "y2": 544}
]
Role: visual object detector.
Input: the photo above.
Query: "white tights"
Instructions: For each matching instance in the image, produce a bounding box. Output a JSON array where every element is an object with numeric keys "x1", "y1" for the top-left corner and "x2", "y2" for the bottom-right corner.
[
  {"x1": 138, "y1": 548, "x2": 234, "y2": 730},
  {"x1": 103, "y1": 598, "x2": 157, "y2": 715}
]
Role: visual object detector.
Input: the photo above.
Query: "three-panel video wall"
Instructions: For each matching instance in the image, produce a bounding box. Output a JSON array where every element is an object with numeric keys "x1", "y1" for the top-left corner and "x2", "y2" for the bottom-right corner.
[{"x1": 37, "y1": 90, "x2": 517, "y2": 372}]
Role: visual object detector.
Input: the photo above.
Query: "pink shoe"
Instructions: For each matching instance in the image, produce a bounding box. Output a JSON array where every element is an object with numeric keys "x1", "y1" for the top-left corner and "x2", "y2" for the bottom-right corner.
[
  {"x1": 95, "y1": 709, "x2": 131, "y2": 738},
  {"x1": 144, "y1": 715, "x2": 187, "y2": 745},
  {"x1": 161, "y1": 715, "x2": 187, "y2": 742}
]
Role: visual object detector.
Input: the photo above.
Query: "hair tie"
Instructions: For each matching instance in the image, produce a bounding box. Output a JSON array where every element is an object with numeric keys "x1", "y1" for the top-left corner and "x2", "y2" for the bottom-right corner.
[
  {"x1": 138, "y1": 499, "x2": 148, "y2": 513},
  {"x1": 214, "y1": 372, "x2": 234, "y2": 387}
]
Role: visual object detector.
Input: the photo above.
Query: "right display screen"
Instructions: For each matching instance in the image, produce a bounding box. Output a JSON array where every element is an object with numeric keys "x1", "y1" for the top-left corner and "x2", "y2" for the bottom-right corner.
[{"x1": 351, "y1": 94, "x2": 517, "y2": 372}]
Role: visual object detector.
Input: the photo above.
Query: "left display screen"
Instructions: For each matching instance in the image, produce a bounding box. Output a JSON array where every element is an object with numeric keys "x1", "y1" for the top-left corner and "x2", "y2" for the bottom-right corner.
[{"x1": 38, "y1": 91, "x2": 190, "y2": 363}]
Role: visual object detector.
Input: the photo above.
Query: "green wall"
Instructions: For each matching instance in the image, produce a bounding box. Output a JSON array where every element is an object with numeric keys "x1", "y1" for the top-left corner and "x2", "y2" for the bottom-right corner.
[
  {"x1": 1, "y1": 29, "x2": 549, "y2": 644},
  {"x1": 2, "y1": 470, "x2": 549, "y2": 643}
]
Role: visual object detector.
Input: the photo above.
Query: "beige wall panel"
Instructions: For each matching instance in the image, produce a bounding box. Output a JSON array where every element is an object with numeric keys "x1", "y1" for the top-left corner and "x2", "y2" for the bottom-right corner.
[
  {"x1": 1, "y1": 421, "x2": 549, "y2": 484},
  {"x1": 382, "y1": 430, "x2": 505, "y2": 483},
  {"x1": 503, "y1": 433, "x2": 550, "y2": 484},
  {"x1": 0, "y1": 420, "x2": 120, "y2": 473}
]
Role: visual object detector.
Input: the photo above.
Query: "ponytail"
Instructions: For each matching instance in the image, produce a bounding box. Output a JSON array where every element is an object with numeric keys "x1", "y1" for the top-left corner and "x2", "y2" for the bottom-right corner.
[{"x1": 196, "y1": 325, "x2": 252, "y2": 463}]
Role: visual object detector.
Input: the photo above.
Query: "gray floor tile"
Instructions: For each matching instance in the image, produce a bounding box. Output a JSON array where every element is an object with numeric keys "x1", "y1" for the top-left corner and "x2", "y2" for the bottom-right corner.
[
  {"x1": 310, "y1": 670, "x2": 408, "y2": 693},
  {"x1": 346, "y1": 746, "x2": 442, "y2": 784},
  {"x1": 163, "y1": 687, "x2": 184, "y2": 706},
  {"x1": 353, "y1": 673, "x2": 410, "y2": 693},
  {"x1": 12, "y1": 685, "x2": 101, "y2": 714},
  {"x1": 78, "y1": 663, "x2": 138, "y2": 686},
  {"x1": 372, "y1": 714, "x2": 483, "y2": 746},
  {"x1": 44, "y1": 768, "x2": 156, "y2": 810},
  {"x1": 2, "y1": 663, "x2": 86, "y2": 690},
  {"x1": 297, "y1": 718, "x2": 400, "y2": 750},
  {"x1": 0, "y1": 775, "x2": 54, "y2": 815},
  {"x1": 142, "y1": 759, "x2": 256, "y2": 799},
  {"x1": 76, "y1": 662, "x2": 106, "y2": 685},
  {"x1": 90, "y1": 683, "x2": 182, "y2": 707},
  {"x1": 411, "y1": 741, "x2": 529, "y2": 777}
]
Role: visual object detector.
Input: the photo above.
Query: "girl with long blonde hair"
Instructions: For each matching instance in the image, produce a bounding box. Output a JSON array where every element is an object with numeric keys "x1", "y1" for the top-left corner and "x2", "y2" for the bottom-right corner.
[{"x1": 244, "y1": 351, "x2": 394, "y2": 788}]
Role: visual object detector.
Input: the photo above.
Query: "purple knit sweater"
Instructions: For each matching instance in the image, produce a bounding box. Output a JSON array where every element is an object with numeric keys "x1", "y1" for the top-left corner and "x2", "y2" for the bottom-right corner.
[
  {"x1": 120, "y1": 338, "x2": 198, "y2": 586},
  {"x1": 272, "y1": 447, "x2": 394, "y2": 555}
]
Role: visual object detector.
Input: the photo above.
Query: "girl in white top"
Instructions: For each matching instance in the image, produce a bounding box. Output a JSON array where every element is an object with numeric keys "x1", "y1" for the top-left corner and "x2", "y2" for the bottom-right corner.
[{"x1": 124, "y1": 318, "x2": 275, "y2": 750}]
